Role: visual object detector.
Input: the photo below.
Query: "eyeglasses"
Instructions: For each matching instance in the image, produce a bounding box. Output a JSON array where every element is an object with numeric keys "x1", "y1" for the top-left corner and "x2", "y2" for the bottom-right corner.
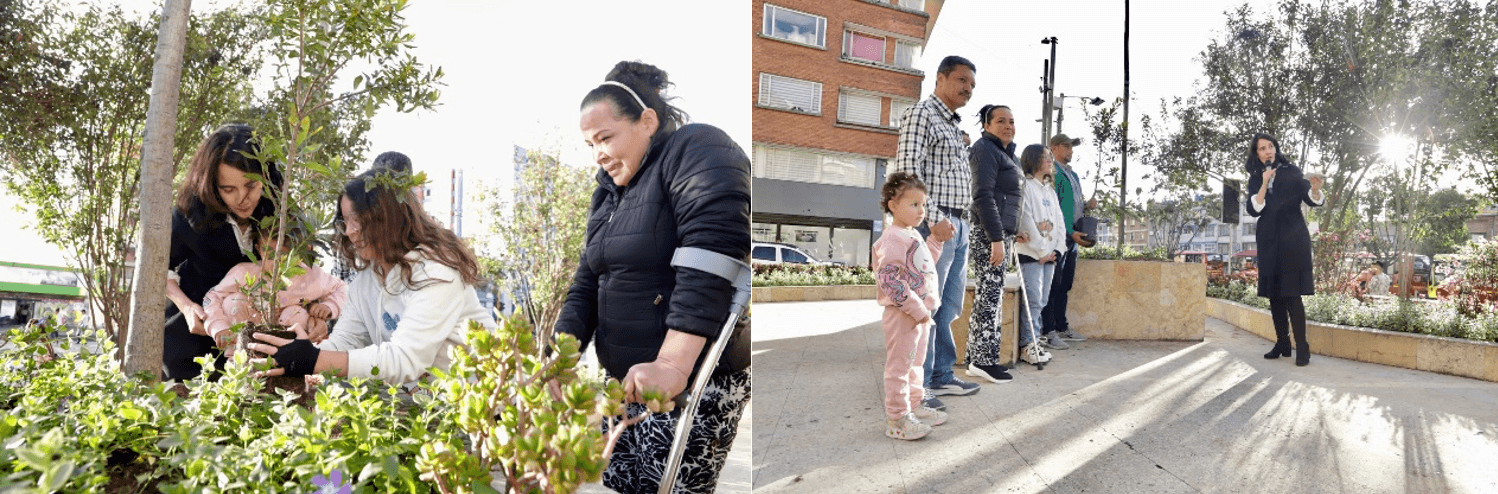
[{"x1": 334, "y1": 216, "x2": 359, "y2": 233}]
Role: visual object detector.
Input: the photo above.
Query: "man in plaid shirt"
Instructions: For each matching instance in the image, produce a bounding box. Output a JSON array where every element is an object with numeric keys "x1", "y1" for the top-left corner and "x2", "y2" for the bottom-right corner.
[{"x1": 890, "y1": 55, "x2": 981, "y2": 410}]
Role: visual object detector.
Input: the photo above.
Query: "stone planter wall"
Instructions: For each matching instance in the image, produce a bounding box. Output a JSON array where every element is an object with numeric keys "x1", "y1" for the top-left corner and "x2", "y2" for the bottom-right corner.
[
  {"x1": 1063, "y1": 259, "x2": 1206, "y2": 340},
  {"x1": 1207, "y1": 297, "x2": 1498, "y2": 382},
  {"x1": 751, "y1": 285, "x2": 877, "y2": 303}
]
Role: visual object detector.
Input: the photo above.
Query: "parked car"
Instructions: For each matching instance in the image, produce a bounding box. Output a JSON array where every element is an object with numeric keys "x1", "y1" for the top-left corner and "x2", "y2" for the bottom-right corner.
[{"x1": 752, "y1": 241, "x2": 840, "y2": 265}]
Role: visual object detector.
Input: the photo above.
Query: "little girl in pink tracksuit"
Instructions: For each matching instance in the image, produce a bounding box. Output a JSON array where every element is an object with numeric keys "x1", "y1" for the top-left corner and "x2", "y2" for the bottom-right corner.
[
  {"x1": 202, "y1": 231, "x2": 347, "y2": 350},
  {"x1": 873, "y1": 172, "x2": 948, "y2": 440}
]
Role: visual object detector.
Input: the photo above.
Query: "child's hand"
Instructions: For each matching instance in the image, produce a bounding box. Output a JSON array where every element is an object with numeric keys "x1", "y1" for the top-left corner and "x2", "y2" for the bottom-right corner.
[
  {"x1": 306, "y1": 317, "x2": 329, "y2": 344},
  {"x1": 308, "y1": 302, "x2": 334, "y2": 320},
  {"x1": 213, "y1": 329, "x2": 237, "y2": 356}
]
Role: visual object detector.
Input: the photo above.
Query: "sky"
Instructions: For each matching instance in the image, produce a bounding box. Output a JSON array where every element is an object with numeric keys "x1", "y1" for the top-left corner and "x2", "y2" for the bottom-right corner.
[
  {"x1": 5, "y1": 0, "x2": 1473, "y2": 267},
  {"x1": 914, "y1": 0, "x2": 1283, "y2": 201},
  {"x1": 2, "y1": 0, "x2": 748, "y2": 266}
]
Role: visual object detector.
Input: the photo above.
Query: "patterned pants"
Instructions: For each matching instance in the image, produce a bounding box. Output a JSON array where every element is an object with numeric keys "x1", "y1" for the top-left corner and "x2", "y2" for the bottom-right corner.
[
  {"x1": 966, "y1": 222, "x2": 1007, "y2": 367},
  {"x1": 602, "y1": 369, "x2": 751, "y2": 494}
]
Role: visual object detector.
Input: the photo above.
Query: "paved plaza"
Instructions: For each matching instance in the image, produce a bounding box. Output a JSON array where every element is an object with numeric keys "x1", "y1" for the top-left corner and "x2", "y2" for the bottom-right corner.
[{"x1": 753, "y1": 299, "x2": 1498, "y2": 493}]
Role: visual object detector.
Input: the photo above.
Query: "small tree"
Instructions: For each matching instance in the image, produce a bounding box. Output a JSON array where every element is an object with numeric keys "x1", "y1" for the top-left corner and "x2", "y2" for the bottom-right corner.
[
  {"x1": 225, "y1": 0, "x2": 442, "y2": 350},
  {"x1": 478, "y1": 148, "x2": 593, "y2": 343},
  {"x1": 0, "y1": 0, "x2": 264, "y2": 352}
]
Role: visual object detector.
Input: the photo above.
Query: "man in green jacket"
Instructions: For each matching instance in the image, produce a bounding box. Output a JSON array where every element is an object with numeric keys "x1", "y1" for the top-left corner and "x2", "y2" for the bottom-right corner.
[{"x1": 1042, "y1": 134, "x2": 1096, "y2": 349}]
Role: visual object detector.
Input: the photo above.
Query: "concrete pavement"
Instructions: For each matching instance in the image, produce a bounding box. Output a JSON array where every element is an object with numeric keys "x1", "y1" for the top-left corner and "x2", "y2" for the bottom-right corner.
[{"x1": 753, "y1": 299, "x2": 1498, "y2": 493}]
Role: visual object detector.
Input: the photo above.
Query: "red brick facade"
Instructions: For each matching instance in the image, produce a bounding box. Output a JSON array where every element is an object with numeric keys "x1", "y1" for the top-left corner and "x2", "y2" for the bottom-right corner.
[{"x1": 752, "y1": 0, "x2": 931, "y2": 159}]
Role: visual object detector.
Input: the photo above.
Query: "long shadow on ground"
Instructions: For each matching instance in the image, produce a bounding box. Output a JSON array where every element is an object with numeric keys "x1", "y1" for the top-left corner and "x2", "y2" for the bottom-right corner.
[{"x1": 752, "y1": 300, "x2": 1498, "y2": 494}]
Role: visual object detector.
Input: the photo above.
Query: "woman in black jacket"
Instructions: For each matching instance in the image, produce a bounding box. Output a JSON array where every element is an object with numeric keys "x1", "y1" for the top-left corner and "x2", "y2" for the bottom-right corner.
[
  {"x1": 1245, "y1": 133, "x2": 1324, "y2": 366},
  {"x1": 558, "y1": 61, "x2": 751, "y2": 494},
  {"x1": 164, "y1": 124, "x2": 283, "y2": 380},
  {"x1": 964, "y1": 104, "x2": 1024, "y2": 383}
]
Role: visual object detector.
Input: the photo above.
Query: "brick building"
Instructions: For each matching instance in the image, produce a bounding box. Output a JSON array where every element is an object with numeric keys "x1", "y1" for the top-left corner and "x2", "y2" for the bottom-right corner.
[{"x1": 751, "y1": 0, "x2": 944, "y2": 266}]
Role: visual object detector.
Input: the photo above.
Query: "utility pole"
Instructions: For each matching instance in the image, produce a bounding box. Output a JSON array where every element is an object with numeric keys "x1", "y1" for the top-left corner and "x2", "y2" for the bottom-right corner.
[
  {"x1": 1040, "y1": 59, "x2": 1050, "y2": 144},
  {"x1": 1041, "y1": 37, "x2": 1058, "y2": 144},
  {"x1": 1118, "y1": 0, "x2": 1130, "y2": 250}
]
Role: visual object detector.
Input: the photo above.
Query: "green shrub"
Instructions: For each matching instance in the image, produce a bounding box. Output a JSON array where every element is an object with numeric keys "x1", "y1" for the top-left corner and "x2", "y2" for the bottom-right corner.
[
  {"x1": 1077, "y1": 244, "x2": 1170, "y2": 262},
  {"x1": 1208, "y1": 288, "x2": 1498, "y2": 344},
  {"x1": 0, "y1": 316, "x2": 639, "y2": 493},
  {"x1": 752, "y1": 263, "x2": 875, "y2": 287}
]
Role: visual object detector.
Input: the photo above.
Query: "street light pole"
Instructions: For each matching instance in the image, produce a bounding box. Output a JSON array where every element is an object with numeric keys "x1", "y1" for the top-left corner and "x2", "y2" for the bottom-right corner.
[{"x1": 1041, "y1": 37, "x2": 1058, "y2": 144}]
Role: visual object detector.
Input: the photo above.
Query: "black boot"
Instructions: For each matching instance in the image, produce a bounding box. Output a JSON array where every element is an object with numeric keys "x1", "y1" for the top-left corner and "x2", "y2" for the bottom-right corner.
[
  {"x1": 1264, "y1": 342, "x2": 1291, "y2": 359},
  {"x1": 1295, "y1": 347, "x2": 1310, "y2": 366}
]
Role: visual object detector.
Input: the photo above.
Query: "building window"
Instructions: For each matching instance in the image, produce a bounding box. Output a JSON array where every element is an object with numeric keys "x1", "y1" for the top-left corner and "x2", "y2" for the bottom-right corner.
[
  {"x1": 1245, "y1": 222, "x2": 1256, "y2": 235},
  {"x1": 1244, "y1": 242, "x2": 1256, "y2": 252},
  {"x1": 894, "y1": 40, "x2": 919, "y2": 68},
  {"x1": 758, "y1": 73, "x2": 822, "y2": 114},
  {"x1": 889, "y1": 98, "x2": 914, "y2": 128},
  {"x1": 838, "y1": 91, "x2": 881, "y2": 127},
  {"x1": 843, "y1": 31, "x2": 885, "y2": 63},
  {"x1": 871, "y1": 0, "x2": 926, "y2": 10},
  {"x1": 753, "y1": 145, "x2": 876, "y2": 188},
  {"x1": 762, "y1": 4, "x2": 826, "y2": 48},
  {"x1": 1219, "y1": 243, "x2": 1231, "y2": 254}
]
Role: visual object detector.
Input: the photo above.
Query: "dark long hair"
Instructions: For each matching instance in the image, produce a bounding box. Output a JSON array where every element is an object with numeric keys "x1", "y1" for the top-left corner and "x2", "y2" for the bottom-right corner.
[
  {"x1": 336, "y1": 170, "x2": 481, "y2": 291},
  {"x1": 175, "y1": 124, "x2": 282, "y2": 229},
  {"x1": 580, "y1": 61, "x2": 688, "y2": 140},
  {"x1": 1245, "y1": 133, "x2": 1292, "y2": 176}
]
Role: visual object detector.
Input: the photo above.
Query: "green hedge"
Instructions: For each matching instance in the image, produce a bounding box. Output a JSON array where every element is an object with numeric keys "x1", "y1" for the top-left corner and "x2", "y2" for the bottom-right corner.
[
  {"x1": 1208, "y1": 282, "x2": 1498, "y2": 343},
  {"x1": 752, "y1": 264, "x2": 875, "y2": 287},
  {"x1": 1078, "y1": 244, "x2": 1171, "y2": 262}
]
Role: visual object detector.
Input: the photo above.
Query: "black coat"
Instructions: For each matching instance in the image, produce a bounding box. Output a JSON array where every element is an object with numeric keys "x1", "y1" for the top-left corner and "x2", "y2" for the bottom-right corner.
[
  {"x1": 163, "y1": 202, "x2": 268, "y2": 380},
  {"x1": 555, "y1": 124, "x2": 752, "y2": 382},
  {"x1": 969, "y1": 131, "x2": 1023, "y2": 241},
  {"x1": 1246, "y1": 162, "x2": 1318, "y2": 298}
]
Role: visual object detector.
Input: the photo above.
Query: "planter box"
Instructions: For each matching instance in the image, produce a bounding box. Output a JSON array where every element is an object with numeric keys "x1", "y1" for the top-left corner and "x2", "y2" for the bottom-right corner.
[
  {"x1": 1064, "y1": 259, "x2": 1206, "y2": 340},
  {"x1": 1207, "y1": 297, "x2": 1498, "y2": 383},
  {"x1": 751, "y1": 284, "x2": 877, "y2": 303}
]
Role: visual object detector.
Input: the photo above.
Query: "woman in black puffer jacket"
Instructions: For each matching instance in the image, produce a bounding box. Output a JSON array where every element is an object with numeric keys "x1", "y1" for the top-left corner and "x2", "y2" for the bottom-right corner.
[
  {"x1": 964, "y1": 104, "x2": 1024, "y2": 383},
  {"x1": 557, "y1": 60, "x2": 751, "y2": 494}
]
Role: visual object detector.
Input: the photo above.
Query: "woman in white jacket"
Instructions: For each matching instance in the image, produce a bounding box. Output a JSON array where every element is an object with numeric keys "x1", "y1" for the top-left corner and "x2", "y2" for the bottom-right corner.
[
  {"x1": 249, "y1": 169, "x2": 496, "y2": 384},
  {"x1": 1013, "y1": 144, "x2": 1068, "y2": 360}
]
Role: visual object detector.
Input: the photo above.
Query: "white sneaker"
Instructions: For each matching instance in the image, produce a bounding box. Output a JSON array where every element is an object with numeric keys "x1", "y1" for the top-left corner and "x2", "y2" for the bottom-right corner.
[
  {"x1": 913, "y1": 406, "x2": 948, "y2": 426},
  {"x1": 885, "y1": 413, "x2": 932, "y2": 440},
  {"x1": 1021, "y1": 343, "x2": 1052, "y2": 365}
]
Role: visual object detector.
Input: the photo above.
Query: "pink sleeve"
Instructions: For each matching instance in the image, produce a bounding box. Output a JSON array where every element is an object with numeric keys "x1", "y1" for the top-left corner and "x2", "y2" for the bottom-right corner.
[
  {"x1": 875, "y1": 235, "x2": 931, "y2": 323},
  {"x1": 316, "y1": 269, "x2": 348, "y2": 318},
  {"x1": 924, "y1": 234, "x2": 944, "y2": 260},
  {"x1": 203, "y1": 264, "x2": 252, "y2": 336}
]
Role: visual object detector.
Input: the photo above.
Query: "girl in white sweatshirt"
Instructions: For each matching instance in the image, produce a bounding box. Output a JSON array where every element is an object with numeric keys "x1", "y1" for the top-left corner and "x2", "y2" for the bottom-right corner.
[
  {"x1": 1013, "y1": 144, "x2": 1068, "y2": 356},
  {"x1": 247, "y1": 170, "x2": 495, "y2": 384}
]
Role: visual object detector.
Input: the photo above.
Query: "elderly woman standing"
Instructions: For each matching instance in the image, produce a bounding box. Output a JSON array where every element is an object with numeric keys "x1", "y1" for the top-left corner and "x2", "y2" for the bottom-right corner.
[
  {"x1": 558, "y1": 60, "x2": 751, "y2": 494},
  {"x1": 1246, "y1": 133, "x2": 1323, "y2": 366}
]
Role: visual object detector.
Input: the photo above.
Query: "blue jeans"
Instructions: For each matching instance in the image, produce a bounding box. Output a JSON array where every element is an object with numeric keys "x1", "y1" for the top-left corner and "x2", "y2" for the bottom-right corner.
[
  {"x1": 1042, "y1": 241, "x2": 1078, "y2": 335},
  {"x1": 920, "y1": 213, "x2": 969, "y2": 388},
  {"x1": 1018, "y1": 260, "x2": 1055, "y2": 347}
]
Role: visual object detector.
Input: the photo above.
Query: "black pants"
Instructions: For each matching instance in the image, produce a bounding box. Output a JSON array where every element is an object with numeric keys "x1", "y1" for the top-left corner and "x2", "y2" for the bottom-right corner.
[
  {"x1": 162, "y1": 306, "x2": 225, "y2": 381},
  {"x1": 1269, "y1": 296, "x2": 1309, "y2": 353},
  {"x1": 1041, "y1": 241, "x2": 1077, "y2": 335}
]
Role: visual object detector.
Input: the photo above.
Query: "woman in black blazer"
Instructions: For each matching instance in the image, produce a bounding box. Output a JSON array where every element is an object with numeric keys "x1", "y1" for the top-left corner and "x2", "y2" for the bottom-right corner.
[
  {"x1": 1244, "y1": 133, "x2": 1324, "y2": 366},
  {"x1": 162, "y1": 124, "x2": 283, "y2": 380}
]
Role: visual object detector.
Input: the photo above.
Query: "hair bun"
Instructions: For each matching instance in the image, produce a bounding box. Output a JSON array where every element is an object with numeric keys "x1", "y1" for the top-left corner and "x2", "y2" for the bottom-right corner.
[{"x1": 606, "y1": 60, "x2": 670, "y2": 93}]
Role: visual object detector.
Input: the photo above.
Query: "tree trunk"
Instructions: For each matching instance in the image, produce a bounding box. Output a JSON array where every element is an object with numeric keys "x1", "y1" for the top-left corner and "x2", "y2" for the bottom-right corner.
[{"x1": 123, "y1": 0, "x2": 193, "y2": 379}]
